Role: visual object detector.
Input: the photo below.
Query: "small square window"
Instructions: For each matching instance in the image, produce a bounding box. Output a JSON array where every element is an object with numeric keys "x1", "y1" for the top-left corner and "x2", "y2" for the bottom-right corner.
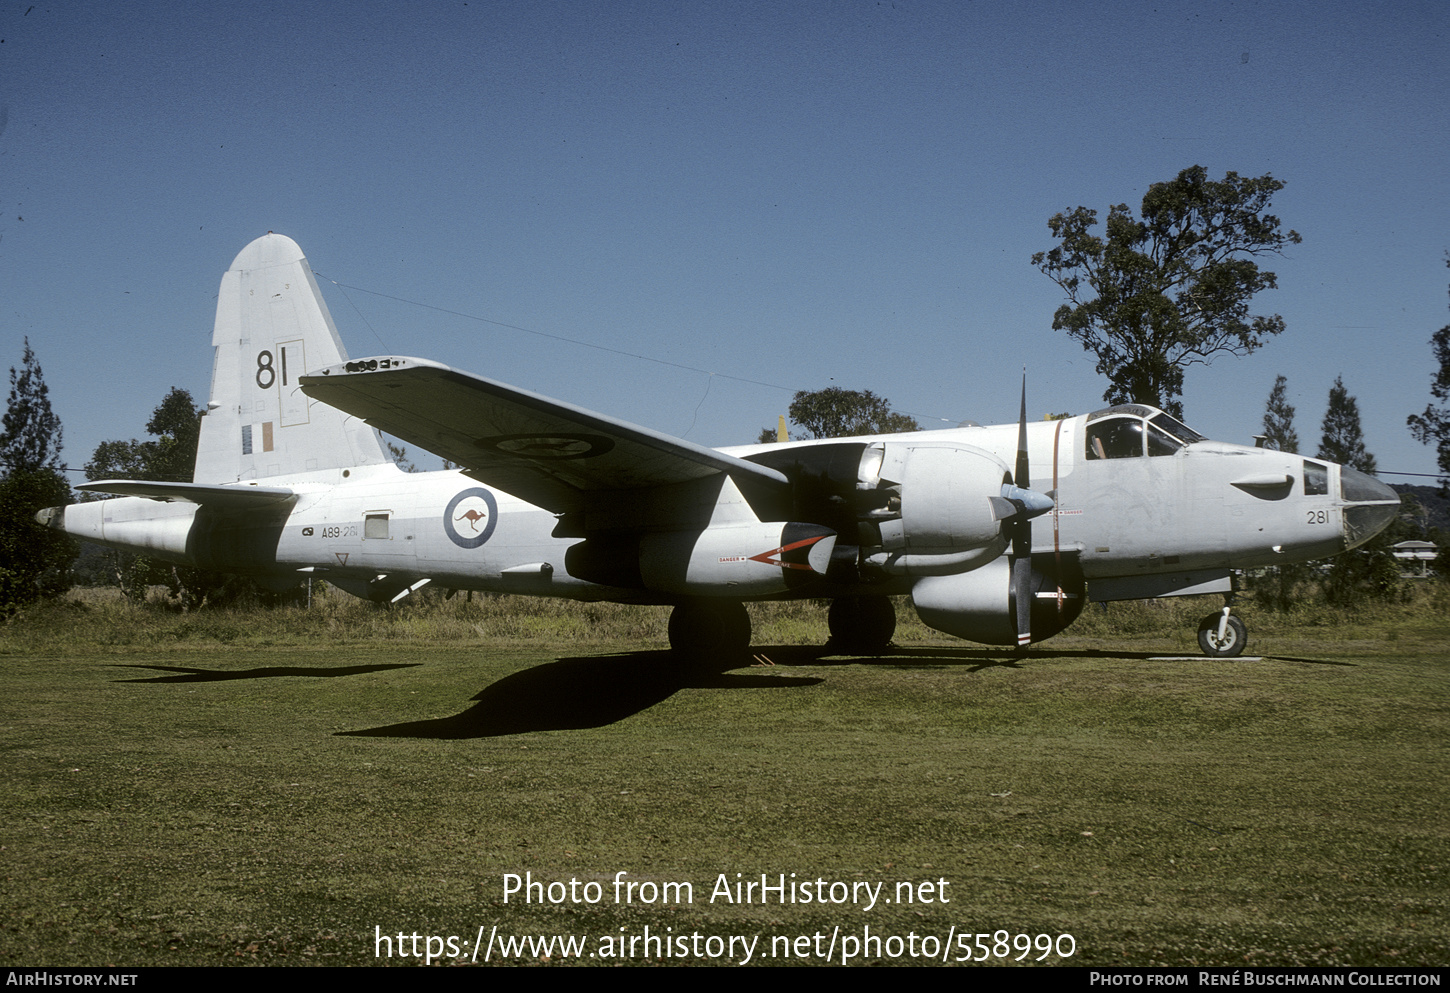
[
  {"x1": 364, "y1": 514, "x2": 389, "y2": 539},
  {"x1": 1303, "y1": 461, "x2": 1328, "y2": 496}
]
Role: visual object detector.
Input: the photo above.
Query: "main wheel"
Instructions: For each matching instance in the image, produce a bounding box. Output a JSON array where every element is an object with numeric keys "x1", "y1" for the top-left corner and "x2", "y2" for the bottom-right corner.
[
  {"x1": 1197, "y1": 612, "x2": 1247, "y2": 658},
  {"x1": 668, "y1": 600, "x2": 751, "y2": 658},
  {"x1": 827, "y1": 596, "x2": 896, "y2": 653}
]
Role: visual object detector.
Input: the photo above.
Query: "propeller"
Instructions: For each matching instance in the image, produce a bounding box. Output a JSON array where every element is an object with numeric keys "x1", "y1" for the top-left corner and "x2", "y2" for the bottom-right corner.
[
  {"x1": 983, "y1": 372, "x2": 1054, "y2": 649},
  {"x1": 1009, "y1": 371, "x2": 1037, "y2": 651}
]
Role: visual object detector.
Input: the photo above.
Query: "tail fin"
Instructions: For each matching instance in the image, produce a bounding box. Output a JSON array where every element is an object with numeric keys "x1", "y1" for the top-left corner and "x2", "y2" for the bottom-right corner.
[{"x1": 194, "y1": 233, "x2": 388, "y2": 483}]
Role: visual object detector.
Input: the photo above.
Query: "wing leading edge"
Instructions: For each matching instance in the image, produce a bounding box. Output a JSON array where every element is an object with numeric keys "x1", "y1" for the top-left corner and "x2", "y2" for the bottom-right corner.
[{"x1": 298, "y1": 357, "x2": 789, "y2": 514}]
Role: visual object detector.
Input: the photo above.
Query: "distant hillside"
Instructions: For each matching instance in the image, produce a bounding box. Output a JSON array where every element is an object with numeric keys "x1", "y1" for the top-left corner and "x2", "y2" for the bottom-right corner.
[{"x1": 1391, "y1": 483, "x2": 1449, "y2": 537}]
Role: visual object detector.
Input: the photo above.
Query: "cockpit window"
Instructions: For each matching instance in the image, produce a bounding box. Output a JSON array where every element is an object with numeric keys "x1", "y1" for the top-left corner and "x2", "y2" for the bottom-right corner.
[
  {"x1": 1149, "y1": 412, "x2": 1205, "y2": 444},
  {"x1": 1303, "y1": 460, "x2": 1329, "y2": 496},
  {"x1": 1085, "y1": 405, "x2": 1205, "y2": 449},
  {"x1": 1087, "y1": 404, "x2": 1155, "y2": 421},
  {"x1": 1085, "y1": 416, "x2": 1145, "y2": 459},
  {"x1": 1146, "y1": 424, "x2": 1182, "y2": 457}
]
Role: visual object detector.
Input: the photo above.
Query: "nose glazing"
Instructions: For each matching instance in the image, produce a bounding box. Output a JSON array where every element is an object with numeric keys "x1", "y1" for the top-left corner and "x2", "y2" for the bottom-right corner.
[{"x1": 1338, "y1": 465, "x2": 1400, "y2": 550}]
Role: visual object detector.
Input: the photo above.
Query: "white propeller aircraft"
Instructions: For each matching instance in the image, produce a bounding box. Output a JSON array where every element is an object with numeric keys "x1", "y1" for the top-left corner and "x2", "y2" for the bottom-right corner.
[{"x1": 40, "y1": 234, "x2": 1401, "y2": 658}]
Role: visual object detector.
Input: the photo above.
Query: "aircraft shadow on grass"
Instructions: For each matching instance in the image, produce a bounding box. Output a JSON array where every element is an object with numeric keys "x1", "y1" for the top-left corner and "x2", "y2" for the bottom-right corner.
[
  {"x1": 340, "y1": 649, "x2": 824, "y2": 740},
  {"x1": 334, "y1": 643, "x2": 1155, "y2": 740},
  {"x1": 339, "y1": 643, "x2": 1357, "y2": 740},
  {"x1": 107, "y1": 645, "x2": 1350, "y2": 739},
  {"x1": 110, "y1": 663, "x2": 422, "y2": 683}
]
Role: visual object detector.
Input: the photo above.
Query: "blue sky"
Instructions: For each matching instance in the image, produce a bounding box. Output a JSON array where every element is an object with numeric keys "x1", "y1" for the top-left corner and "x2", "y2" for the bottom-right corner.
[{"x1": 3, "y1": 0, "x2": 1446, "y2": 480}]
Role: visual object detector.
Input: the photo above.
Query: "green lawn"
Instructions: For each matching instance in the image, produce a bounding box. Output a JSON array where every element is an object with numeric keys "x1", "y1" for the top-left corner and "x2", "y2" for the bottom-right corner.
[{"x1": 1, "y1": 595, "x2": 1447, "y2": 966}]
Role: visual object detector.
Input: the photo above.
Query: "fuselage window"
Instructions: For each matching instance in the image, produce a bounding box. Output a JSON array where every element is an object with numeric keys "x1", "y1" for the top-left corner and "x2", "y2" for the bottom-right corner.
[
  {"x1": 1086, "y1": 417, "x2": 1145, "y2": 459},
  {"x1": 1303, "y1": 461, "x2": 1329, "y2": 496},
  {"x1": 364, "y1": 513, "x2": 390, "y2": 539}
]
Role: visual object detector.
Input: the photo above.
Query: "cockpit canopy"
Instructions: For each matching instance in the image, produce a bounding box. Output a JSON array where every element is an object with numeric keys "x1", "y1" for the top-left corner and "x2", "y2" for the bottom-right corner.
[{"x1": 1084, "y1": 405, "x2": 1207, "y2": 460}]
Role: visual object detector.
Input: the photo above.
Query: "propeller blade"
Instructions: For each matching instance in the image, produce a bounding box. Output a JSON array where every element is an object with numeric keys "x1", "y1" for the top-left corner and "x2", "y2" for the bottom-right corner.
[
  {"x1": 1015, "y1": 369, "x2": 1029, "y2": 492},
  {"x1": 1012, "y1": 370, "x2": 1032, "y2": 651},
  {"x1": 1013, "y1": 555, "x2": 1032, "y2": 649}
]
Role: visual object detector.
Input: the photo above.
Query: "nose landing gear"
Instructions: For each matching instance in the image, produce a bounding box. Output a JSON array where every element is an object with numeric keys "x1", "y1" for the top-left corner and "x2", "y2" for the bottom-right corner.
[{"x1": 1197, "y1": 605, "x2": 1247, "y2": 658}]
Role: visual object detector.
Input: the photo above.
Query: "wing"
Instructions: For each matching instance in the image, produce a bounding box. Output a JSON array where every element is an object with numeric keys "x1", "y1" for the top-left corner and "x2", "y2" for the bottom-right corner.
[
  {"x1": 298, "y1": 357, "x2": 789, "y2": 513},
  {"x1": 77, "y1": 480, "x2": 297, "y2": 510}
]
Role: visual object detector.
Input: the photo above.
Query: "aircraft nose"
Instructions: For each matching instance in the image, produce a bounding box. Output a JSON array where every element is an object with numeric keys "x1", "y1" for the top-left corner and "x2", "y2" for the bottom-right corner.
[{"x1": 1339, "y1": 465, "x2": 1399, "y2": 550}]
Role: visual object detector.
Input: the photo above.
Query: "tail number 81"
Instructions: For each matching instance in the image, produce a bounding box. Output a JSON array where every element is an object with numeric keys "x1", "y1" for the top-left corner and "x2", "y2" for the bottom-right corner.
[{"x1": 256, "y1": 350, "x2": 290, "y2": 390}]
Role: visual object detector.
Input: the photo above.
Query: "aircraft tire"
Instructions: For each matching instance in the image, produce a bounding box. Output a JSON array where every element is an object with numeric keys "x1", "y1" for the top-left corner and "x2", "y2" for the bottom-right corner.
[
  {"x1": 827, "y1": 596, "x2": 896, "y2": 653},
  {"x1": 1197, "y1": 613, "x2": 1247, "y2": 658},
  {"x1": 669, "y1": 600, "x2": 751, "y2": 658}
]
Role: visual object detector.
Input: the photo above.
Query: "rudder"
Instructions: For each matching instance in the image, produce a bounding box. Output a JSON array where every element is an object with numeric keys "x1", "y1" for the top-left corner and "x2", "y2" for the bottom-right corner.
[{"x1": 194, "y1": 233, "x2": 388, "y2": 483}]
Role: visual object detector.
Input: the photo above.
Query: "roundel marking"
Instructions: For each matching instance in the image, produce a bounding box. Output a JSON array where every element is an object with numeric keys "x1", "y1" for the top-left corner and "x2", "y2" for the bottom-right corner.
[
  {"x1": 444, "y1": 487, "x2": 499, "y2": 549},
  {"x1": 475, "y1": 433, "x2": 615, "y2": 461}
]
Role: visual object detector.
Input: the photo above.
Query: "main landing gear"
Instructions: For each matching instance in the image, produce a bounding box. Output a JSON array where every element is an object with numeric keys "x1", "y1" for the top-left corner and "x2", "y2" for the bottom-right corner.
[
  {"x1": 666, "y1": 596, "x2": 898, "y2": 658},
  {"x1": 1197, "y1": 605, "x2": 1247, "y2": 658},
  {"x1": 826, "y1": 596, "x2": 896, "y2": 654},
  {"x1": 668, "y1": 600, "x2": 750, "y2": 657}
]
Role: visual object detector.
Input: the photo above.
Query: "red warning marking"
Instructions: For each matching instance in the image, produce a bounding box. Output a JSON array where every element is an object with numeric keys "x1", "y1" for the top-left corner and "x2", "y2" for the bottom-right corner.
[
  {"x1": 747, "y1": 535, "x2": 828, "y2": 571},
  {"x1": 335, "y1": 552, "x2": 349, "y2": 565}
]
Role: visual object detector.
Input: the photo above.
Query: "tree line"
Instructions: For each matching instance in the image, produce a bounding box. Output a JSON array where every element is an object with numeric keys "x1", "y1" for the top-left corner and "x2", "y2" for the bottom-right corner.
[
  {"x1": 1256, "y1": 372, "x2": 1409, "y2": 608},
  {"x1": 0, "y1": 340, "x2": 76, "y2": 612}
]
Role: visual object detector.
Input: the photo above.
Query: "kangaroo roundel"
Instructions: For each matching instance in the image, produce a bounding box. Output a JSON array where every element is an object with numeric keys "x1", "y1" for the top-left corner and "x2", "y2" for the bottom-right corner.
[{"x1": 444, "y1": 488, "x2": 499, "y2": 549}]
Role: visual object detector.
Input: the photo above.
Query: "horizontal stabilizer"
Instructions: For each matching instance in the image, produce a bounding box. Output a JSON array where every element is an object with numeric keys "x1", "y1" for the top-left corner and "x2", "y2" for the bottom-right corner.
[
  {"x1": 78, "y1": 479, "x2": 297, "y2": 510},
  {"x1": 299, "y1": 357, "x2": 789, "y2": 513}
]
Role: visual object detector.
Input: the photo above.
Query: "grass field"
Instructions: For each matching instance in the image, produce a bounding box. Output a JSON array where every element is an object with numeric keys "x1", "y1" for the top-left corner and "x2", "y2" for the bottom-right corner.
[{"x1": 2, "y1": 591, "x2": 1447, "y2": 966}]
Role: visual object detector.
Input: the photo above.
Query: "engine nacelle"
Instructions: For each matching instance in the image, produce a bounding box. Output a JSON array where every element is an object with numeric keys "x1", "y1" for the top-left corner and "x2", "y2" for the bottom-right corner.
[
  {"x1": 47, "y1": 498, "x2": 197, "y2": 560},
  {"x1": 862, "y1": 441, "x2": 1018, "y2": 576},
  {"x1": 911, "y1": 554, "x2": 1085, "y2": 646},
  {"x1": 640, "y1": 522, "x2": 837, "y2": 596},
  {"x1": 876, "y1": 442, "x2": 1010, "y2": 553},
  {"x1": 567, "y1": 522, "x2": 837, "y2": 596},
  {"x1": 743, "y1": 440, "x2": 1027, "y2": 579}
]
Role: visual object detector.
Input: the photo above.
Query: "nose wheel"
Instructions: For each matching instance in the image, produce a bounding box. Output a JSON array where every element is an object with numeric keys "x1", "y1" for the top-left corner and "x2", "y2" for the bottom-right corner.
[{"x1": 1197, "y1": 608, "x2": 1247, "y2": 658}]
